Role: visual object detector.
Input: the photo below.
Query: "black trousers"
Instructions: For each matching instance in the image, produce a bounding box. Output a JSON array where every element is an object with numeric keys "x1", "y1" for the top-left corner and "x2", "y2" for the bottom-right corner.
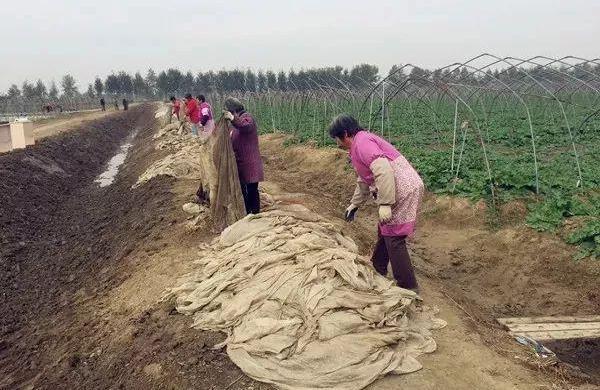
[
  {"x1": 241, "y1": 182, "x2": 260, "y2": 214},
  {"x1": 371, "y1": 234, "x2": 418, "y2": 290}
]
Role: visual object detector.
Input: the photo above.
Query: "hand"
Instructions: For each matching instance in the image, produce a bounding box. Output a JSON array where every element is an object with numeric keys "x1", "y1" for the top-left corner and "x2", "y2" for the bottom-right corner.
[
  {"x1": 344, "y1": 204, "x2": 358, "y2": 222},
  {"x1": 223, "y1": 111, "x2": 234, "y2": 121},
  {"x1": 378, "y1": 205, "x2": 392, "y2": 223}
]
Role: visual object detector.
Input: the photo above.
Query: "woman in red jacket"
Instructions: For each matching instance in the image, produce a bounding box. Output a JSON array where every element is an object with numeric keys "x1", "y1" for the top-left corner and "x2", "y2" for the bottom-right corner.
[{"x1": 184, "y1": 94, "x2": 201, "y2": 136}]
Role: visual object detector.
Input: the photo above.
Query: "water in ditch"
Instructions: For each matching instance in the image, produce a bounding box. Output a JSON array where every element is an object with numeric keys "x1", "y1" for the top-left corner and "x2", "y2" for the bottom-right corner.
[{"x1": 94, "y1": 131, "x2": 137, "y2": 187}]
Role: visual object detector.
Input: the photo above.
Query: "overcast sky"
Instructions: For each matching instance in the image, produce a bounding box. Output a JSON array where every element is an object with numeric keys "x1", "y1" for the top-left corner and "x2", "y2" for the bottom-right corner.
[{"x1": 1, "y1": 0, "x2": 599, "y2": 92}]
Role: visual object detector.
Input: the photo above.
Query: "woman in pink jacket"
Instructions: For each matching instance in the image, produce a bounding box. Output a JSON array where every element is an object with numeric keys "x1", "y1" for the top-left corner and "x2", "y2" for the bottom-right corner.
[
  {"x1": 196, "y1": 94, "x2": 215, "y2": 135},
  {"x1": 329, "y1": 114, "x2": 423, "y2": 292}
]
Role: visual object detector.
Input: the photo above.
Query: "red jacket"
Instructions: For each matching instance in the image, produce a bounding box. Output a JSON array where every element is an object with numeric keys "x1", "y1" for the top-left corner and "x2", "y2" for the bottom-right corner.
[
  {"x1": 172, "y1": 100, "x2": 181, "y2": 118},
  {"x1": 186, "y1": 99, "x2": 200, "y2": 124}
]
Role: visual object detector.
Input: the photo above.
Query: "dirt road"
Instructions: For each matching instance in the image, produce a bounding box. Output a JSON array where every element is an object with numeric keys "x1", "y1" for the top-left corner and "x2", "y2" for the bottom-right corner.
[
  {"x1": 31, "y1": 108, "x2": 134, "y2": 140},
  {"x1": 260, "y1": 135, "x2": 600, "y2": 387},
  {"x1": 0, "y1": 107, "x2": 135, "y2": 154},
  {"x1": 0, "y1": 110, "x2": 597, "y2": 389}
]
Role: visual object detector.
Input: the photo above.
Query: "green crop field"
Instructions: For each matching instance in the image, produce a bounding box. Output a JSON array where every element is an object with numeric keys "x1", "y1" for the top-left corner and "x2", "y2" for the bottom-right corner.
[{"x1": 213, "y1": 87, "x2": 600, "y2": 259}]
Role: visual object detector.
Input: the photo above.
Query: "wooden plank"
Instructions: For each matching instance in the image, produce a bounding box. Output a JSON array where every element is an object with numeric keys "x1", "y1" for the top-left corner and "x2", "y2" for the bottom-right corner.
[
  {"x1": 497, "y1": 316, "x2": 600, "y2": 326},
  {"x1": 508, "y1": 322, "x2": 600, "y2": 333},
  {"x1": 510, "y1": 328, "x2": 600, "y2": 341}
]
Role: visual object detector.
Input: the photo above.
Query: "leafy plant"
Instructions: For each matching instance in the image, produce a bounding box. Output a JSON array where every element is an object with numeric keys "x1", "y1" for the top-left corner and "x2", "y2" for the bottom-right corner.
[
  {"x1": 567, "y1": 219, "x2": 600, "y2": 260},
  {"x1": 526, "y1": 196, "x2": 574, "y2": 232},
  {"x1": 249, "y1": 93, "x2": 600, "y2": 258}
]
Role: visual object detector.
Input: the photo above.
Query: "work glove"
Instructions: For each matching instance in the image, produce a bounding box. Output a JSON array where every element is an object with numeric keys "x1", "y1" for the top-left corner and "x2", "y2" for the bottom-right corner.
[
  {"x1": 344, "y1": 204, "x2": 359, "y2": 222},
  {"x1": 223, "y1": 111, "x2": 234, "y2": 121},
  {"x1": 378, "y1": 205, "x2": 392, "y2": 223}
]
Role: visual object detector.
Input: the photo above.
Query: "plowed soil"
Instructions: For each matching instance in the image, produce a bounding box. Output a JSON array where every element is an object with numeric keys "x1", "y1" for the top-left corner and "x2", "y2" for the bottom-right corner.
[{"x1": 0, "y1": 105, "x2": 270, "y2": 390}]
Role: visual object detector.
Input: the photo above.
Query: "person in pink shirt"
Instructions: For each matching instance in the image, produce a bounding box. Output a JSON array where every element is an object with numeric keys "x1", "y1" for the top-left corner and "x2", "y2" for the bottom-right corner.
[
  {"x1": 196, "y1": 94, "x2": 215, "y2": 135},
  {"x1": 329, "y1": 114, "x2": 423, "y2": 292},
  {"x1": 184, "y1": 94, "x2": 200, "y2": 136}
]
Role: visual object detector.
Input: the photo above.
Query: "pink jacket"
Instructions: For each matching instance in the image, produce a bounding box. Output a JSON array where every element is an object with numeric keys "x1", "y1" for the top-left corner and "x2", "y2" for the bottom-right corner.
[
  {"x1": 199, "y1": 101, "x2": 213, "y2": 125},
  {"x1": 349, "y1": 130, "x2": 400, "y2": 186},
  {"x1": 349, "y1": 130, "x2": 424, "y2": 237}
]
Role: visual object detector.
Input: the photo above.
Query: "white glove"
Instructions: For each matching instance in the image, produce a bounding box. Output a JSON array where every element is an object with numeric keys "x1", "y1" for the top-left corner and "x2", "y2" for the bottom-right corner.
[
  {"x1": 223, "y1": 111, "x2": 234, "y2": 121},
  {"x1": 378, "y1": 205, "x2": 392, "y2": 223},
  {"x1": 344, "y1": 204, "x2": 358, "y2": 222}
]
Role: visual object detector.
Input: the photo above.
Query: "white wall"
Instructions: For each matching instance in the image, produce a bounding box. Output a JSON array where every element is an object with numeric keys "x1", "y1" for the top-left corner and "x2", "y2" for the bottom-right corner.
[{"x1": 0, "y1": 124, "x2": 11, "y2": 153}]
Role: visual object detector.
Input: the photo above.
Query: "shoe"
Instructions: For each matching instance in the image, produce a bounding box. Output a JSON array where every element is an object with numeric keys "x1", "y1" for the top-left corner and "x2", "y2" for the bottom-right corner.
[{"x1": 398, "y1": 285, "x2": 420, "y2": 295}]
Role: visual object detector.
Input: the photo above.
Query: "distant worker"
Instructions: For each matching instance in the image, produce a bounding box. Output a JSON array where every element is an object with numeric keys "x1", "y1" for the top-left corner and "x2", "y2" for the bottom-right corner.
[
  {"x1": 170, "y1": 96, "x2": 180, "y2": 121},
  {"x1": 114, "y1": 100, "x2": 119, "y2": 110},
  {"x1": 223, "y1": 97, "x2": 263, "y2": 215},
  {"x1": 329, "y1": 114, "x2": 423, "y2": 292},
  {"x1": 196, "y1": 94, "x2": 214, "y2": 135},
  {"x1": 122, "y1": 98, "x2": 129, "y2": 111},
  {"x1": 184, "y1": 93, "x2": 200, "y2": 136},
  {"x1": 100, "y1": 98, "x2": 106, "y2": 111}
]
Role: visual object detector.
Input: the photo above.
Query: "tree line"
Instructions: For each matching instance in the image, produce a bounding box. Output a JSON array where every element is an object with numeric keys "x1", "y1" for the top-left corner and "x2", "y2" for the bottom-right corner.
[
  {"x1": 387, "y1": 63, "x2": 600, "y2": 87},
  {"x1": 0, "y1": 64, "x2": 380, "y2": 104},
  {"x1": 2, "y1": 62, "x2": 599, "y2": 113}
]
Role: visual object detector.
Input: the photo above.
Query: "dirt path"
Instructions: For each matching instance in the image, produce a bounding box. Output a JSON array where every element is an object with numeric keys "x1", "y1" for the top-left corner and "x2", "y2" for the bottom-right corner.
[
  {"x1": 1, "y1": 114, "x2": 597, "y2": 389},
  {"x1": 259, "y1": 134, "x2": 600, "y2": 389},
  {"x1": 259, "y1": 180, "x2": 549, "y2": 390},
  {"x1": 32, "y1": 107, "x2": 135, "y2": 140},
  {"x1": 0, "y1": 108, "x2": 127, "y2": 154}
]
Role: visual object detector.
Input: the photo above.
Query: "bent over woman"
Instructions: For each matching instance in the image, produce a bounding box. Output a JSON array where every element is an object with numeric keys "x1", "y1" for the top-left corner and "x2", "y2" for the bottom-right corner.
[{"x1": 329, "y1": 114, "x2": 423, "y2": 291}]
